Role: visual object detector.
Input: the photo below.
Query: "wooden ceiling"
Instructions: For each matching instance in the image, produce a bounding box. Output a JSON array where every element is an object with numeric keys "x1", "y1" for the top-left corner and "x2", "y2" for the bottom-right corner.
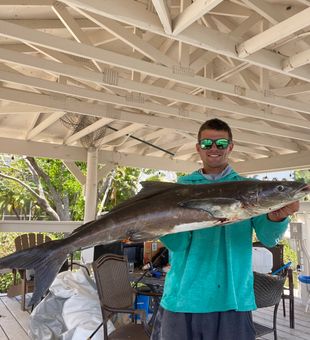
[{"x1": 0, "y1": 0, "x2": 309, "y2": 175}]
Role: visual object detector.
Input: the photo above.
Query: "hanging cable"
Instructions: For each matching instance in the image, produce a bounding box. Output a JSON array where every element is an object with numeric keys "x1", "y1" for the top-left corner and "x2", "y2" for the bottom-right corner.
[{"x1": 106, "y1": 126, "x2": 175, "y2": 157}]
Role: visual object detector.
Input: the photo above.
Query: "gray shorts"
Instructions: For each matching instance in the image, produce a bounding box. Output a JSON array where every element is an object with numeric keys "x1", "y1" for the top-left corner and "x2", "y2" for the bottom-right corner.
[{"x1": 150, "y1": 306, "x2": 256, "y2": 340}]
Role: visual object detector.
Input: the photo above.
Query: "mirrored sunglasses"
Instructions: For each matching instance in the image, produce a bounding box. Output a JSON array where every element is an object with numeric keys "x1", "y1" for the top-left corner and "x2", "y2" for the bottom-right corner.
[{"x1": 199, "y1": 138, "x2": 231, "y2": 150}]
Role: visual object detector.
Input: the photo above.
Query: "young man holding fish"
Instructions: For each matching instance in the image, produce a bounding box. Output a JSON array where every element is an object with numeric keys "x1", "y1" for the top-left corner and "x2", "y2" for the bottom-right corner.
[{"x1": 151, "y1": 118, "x2": 299, "y2": 340}]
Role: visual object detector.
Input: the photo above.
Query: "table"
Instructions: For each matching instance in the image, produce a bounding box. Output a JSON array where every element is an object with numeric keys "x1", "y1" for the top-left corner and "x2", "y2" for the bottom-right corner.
[
  {"x1": 130, "y1": 272, "x2": 165, "y2": 328},
  {"x1": 130, "y1": 272, "x2": 165, "y2": 293}
]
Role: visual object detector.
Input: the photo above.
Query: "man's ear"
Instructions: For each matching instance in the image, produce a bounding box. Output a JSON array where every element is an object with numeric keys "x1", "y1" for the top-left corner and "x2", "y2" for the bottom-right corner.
[
  {"x1": 195, "y1": 143, "x2": 200, "y2": 153},
  {"x1": 228, "y1": 142, "x2": 234, "y2": 152}
]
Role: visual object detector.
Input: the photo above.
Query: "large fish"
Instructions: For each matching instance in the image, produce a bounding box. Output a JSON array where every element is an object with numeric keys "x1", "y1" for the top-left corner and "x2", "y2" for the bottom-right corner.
[{"x1": 0, "y1": 180, "x2": 309, "y2": 306}]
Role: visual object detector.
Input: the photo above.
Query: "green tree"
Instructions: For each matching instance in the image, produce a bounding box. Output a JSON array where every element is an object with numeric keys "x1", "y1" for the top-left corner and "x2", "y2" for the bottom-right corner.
[
  {"x1": 294, "y1": 169, "x2": 310, "y2": 200},
  {"x1": 0, "y1": 156, "x2": 85, "y2": 221},
  {"x1": 102, "y1": 166, "x2": 141, "y2": 211}
]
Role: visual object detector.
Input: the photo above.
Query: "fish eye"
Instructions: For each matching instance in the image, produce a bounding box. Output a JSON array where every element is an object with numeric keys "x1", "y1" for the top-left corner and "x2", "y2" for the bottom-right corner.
[{"x1": 277, "y1": 185, "x2": 285, "y2": 192}]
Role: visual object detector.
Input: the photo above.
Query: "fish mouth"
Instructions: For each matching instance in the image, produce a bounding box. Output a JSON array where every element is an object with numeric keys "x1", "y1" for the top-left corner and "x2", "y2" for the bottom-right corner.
[{"x1": 296, "y1": 183, "x2": 310, "y2": 194}]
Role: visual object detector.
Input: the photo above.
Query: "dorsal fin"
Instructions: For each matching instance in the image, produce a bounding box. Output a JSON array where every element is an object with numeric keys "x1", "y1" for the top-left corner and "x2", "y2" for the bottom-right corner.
[{"x1": 109, "y1": 181, "x2": 180, "y2": 212}]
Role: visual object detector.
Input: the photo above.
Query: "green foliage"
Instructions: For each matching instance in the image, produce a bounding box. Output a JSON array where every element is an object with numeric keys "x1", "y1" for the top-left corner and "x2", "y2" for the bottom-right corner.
[
  {"x1": 0, "y1": 156, "x2": 85, "y2": 221},
  {"x1": 0, "y1": 272, "x2": 15, "y2": 293},
  {"x1": 294, "y1": 169, "x2": 310, "y2": 183},
  {"x1": 36, "y1": 159, "x2": 85, "y2": 220},
  {"x1": 294, "y1": 170, "x2": 310, "y2": 201},
  {"x1": 280, "y1": 239, "x2": 298, "y2": 267},
  {"x1": 104, "y1": 167, "x2": 141, "y2": 210},
  {"x1": 0, "y1": 159, "x2": 36, "y2": 219}
]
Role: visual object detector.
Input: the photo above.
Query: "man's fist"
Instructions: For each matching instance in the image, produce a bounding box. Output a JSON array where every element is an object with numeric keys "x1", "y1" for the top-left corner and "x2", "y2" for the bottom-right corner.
[{"x1": 268, "y1": 201, "x2": 300, "y2": 222}]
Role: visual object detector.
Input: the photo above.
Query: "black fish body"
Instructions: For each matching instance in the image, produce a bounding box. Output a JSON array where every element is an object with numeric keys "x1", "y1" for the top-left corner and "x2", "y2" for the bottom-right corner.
[{"x1": 0, "y1": 180, "x2": 309, "y2": 306}]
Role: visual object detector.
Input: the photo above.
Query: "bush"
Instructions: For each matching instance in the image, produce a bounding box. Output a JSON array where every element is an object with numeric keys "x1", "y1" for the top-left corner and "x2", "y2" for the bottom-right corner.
[{"x1": 0, "y1": 272, "x2": 15, "y2": 293}]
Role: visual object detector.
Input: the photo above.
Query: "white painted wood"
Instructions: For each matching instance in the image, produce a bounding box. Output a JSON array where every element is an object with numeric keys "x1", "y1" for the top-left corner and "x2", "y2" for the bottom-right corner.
[
  {"x1": 74, "y1": 8, "x2": 176, "y2": 67},
  {"x1": 84, "y1": 147, "x2": 98, "y2": 223},
  {"x1": 233, "y1": 150, "x2": 310, "y2": 174},
  {"x1": 63, "y1": 161, "x2": 86, "y2": 185},
  {"x1": 152, "y1": 0, "x2": 172, "y2": 34},
  {"x1": 0, "y1": 29, "x2": 308, "y2": 115},
  {"x1": 64, "y1": 117, "x2": 113, "y2": 145},
  {"x1": 1, "y1": 66, "x2": 309, "y2": 133},
  {"x1": 61, "y1": 0, "x2": 310, "y2": 81},
  {"x1": 82, "y1": 147, "x2": 98, "y2": 264},
  {"x1": 0, "y1": 220, "x2": 81, "y2": 233},
  {"x1": 0, "y1": 85, "x2": 305, "y2": 151},
  {"x1": 236, "y1": 8, "x2": 310, "y2": 58},
  {"x1": 283, "y1": 48, "x2": 310, "y2": 72},
  {"x1": 98, "y1": 123, "x2": 143, "y2": 145},
  {"x1": 26, "y1": 112, "x2": 65, "y2": 140},
  {"x1": 272, "y1": 83, "x2": 310, "y2": 96},
  {"x1": 172, "y1": 0, "x2": 224, "y2": 36}
]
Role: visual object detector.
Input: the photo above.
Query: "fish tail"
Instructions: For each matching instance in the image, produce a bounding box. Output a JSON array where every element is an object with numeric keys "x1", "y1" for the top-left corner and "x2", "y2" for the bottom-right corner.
[{"x1": 0, "y1": 239, "x2": 70, "y2": 307}]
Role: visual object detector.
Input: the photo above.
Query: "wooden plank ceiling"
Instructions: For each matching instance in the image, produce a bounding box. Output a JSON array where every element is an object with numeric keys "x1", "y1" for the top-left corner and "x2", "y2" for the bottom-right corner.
[{"x1": 0, "y1": 0, "x2": 309, "y2": 175}]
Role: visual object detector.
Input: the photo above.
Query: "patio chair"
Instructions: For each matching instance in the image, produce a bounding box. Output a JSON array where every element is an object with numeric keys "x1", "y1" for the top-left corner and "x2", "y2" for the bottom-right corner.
[
  {"x1": 91, "y1": 253, "x2": 152, "y2": 339},
  {"x1": 253, "y1": 241, "x2": 295, "y2": 328},
  {"x1": 7, "y1": 233, "x2": 52, "y2": 310},
  {"x1": 253, "y1": 271, "x2": 286, "y2": 340}
]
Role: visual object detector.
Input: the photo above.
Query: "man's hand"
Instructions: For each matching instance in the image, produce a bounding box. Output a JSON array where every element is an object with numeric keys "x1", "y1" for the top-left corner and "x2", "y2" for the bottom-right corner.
[{"x1": 267, "y1": 201, "x2": 300, "y2": 222}]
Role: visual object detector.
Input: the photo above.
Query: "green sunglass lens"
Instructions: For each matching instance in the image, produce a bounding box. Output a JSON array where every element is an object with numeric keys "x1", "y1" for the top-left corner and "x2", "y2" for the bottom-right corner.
[
  {"x1": 200, "y1": 139, "x2": 213, "y2": 149},
  {"x1": 199, "y1": 138, "x2": 230, "y2": 149},
  {"x1": 215, "y1": 139, "x2": 230, "y2": 149}
]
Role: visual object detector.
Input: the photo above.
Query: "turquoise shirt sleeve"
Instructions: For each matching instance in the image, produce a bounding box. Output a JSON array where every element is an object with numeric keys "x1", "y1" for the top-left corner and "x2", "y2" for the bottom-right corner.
[
  {"x1": 160, "y1": 232, "x2": 192, "y2": 252},
  {"x1": 252, "y1": 214, "x2": 289, "y2": 248}
]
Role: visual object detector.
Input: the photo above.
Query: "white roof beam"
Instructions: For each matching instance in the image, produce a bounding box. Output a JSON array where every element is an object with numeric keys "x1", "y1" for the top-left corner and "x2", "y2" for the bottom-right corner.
[
  {"x1": 63, "y1": 161, "x2": 86, "y2": 185},
  {"x1": 209, "y1": 2, "x2": 253, "y2": 18},
  {"x1": 0, "y1": 103, "x2": 48, "y2": 115},
  {"x1": 236, "y1": 7, "x2": 310, "y2": 58},
  {"x1": 98, "y1": 123, "x2": 143, "y2": 145},
  {"x1": 282, "y1": 48, "x2": 310, "y2": 72},
  {"x1": 0, "y1": 65, "x2": 309, "y2": 133},
  {"x1": 234, "y1": 150, "x2": 310, "y2": 175},
  {"x1": 117, "y1": 128, "x2": 170, "y2": 151},
  {"x1": 271, "y1": 83, "x2": 310, "y2": 97},
  {"x1": 52, "y1": 1, "x2": 102, "y2": 72},
  {"x1": 1, "y1": 67, "x2": 310, "y2": 142},
  {"x1": 64, "y1": 117, "x2": 113, "y2": 144},
  {"x1": 241, "y1": 0, "x2": 291, "y2": 25},
  {"x1": 6, "y1": 18, "x2": 97, "y2": 30},
  {"x1": 60, "y1": 0, "x2": 310, "y2": 82},
  {"x1": 0, "y1": 42, "x2": 309, "y2": 118},
  {"x1": 26, "y1": 112, "x2": 65, "y2": 140},
  {"x1": 0, "y1": 86, "x2": 302, "y2": 151},
  {"x1": 73, "y1": 7, "x2": 176, "y2": 67},
  {"x1": 172, "y1": 0, "x2": 224, "y2": 36},
  {"x1": 152, "y1": 0, "x2": 172, "y2": 34},
  {"x1": 0, "y1": 136, "x2": 197, "y2": 172}
]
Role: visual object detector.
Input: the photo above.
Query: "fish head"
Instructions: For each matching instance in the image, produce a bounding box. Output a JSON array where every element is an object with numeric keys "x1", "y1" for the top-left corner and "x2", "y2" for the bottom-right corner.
[{"x1": 241, "y1": 180, "x2": 310, "y2": 214}]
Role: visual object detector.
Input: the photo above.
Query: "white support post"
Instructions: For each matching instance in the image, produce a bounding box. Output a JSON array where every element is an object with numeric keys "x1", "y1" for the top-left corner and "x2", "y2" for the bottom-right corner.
[{"x1": 81, "y1": 147, "x2": 98, "y2": 263}]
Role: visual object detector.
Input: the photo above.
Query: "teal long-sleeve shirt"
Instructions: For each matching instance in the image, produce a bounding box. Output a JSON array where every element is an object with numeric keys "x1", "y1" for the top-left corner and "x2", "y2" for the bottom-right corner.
[{"x1": 159, "y1": 169, "x2": 288, "y2": 313}]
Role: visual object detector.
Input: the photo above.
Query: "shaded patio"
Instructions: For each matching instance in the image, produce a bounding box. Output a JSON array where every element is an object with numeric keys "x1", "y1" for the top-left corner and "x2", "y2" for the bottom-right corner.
[{"x1": 0, "y1": 294, "x2": 309, "y2": 340}]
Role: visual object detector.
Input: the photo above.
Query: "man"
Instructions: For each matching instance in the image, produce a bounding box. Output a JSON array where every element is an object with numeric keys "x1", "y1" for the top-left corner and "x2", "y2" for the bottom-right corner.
[{"x1": 151, "y1": 118, "x2": 299, "y2": 340}]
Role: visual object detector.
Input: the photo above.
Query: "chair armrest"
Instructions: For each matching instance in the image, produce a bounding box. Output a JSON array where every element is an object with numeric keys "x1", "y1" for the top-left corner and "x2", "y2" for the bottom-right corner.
[{"x1": 135, "y1": 289, "x2": 162, "y2": 297}]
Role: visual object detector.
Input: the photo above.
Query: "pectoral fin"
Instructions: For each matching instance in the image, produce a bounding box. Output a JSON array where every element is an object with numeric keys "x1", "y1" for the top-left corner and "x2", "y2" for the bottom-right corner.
[{"x1": 178, "y1": 198, "x2": 242, "y2": 219}]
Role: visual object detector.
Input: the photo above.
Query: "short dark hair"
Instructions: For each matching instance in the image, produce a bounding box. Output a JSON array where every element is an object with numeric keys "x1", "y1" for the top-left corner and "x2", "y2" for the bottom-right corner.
[{"x1": 197, "y1": 118, "x2": 233, "y2": 141}]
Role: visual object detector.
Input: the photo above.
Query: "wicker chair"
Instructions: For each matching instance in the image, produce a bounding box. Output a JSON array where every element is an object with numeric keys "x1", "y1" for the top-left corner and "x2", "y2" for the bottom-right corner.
[
  {"x1": 7, "y1": 233, "x2": 52, "y2": 310},
  {"x1": 253, "y1": 271, "x2": 286, "y2": 340},
  {"x1": 91, "y1": 253, "x2": 152, "y2": 340},
  {"x1": 253, "y1": 241, "x2": 295, "y2": 328}
]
